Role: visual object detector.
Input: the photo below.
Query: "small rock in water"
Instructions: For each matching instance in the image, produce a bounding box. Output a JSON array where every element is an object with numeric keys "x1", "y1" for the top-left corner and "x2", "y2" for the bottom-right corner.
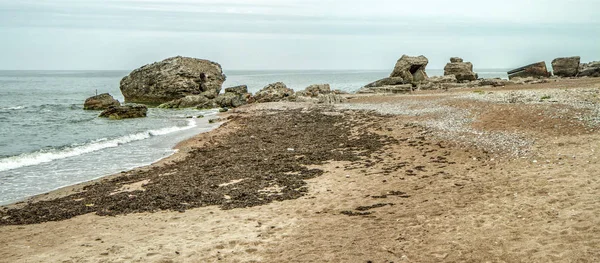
[
  {"x1": 197, "y1": 115, "x2": 205, "y2": 118},
  {"x1": 219, "y1": 107, "x2": 229, "y2": 112}
]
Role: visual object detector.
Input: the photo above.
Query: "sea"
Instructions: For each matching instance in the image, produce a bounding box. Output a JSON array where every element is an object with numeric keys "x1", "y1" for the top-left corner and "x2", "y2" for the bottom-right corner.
[{"x1": 0, "y1": 69, "x2": 508, "y2": 205}]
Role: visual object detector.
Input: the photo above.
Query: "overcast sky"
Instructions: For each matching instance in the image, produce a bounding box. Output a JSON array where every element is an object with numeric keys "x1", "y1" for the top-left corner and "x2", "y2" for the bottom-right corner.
[{"x1": 0, "y1": 0, "x2": 599, "y2": 70}]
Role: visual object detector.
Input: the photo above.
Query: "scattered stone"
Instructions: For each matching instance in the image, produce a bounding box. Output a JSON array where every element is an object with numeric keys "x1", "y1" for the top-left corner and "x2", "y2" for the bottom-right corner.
[
  {"x1": 219, "y1": 107, "x2": 229, "y2": 112},
  {"x1": 99, "y1": 105, "x2": 147, "y2": 119},
  {"x1": 83, "y1": 93, "x2": 120, "y2": 110},
  {"x1": 479, "y1": 78, "x2": 511, "y2": 87},
  {"x1": 253, "y1": 82, "x2": 295, "y2": 103},
  {"x1": 317, "y1": 94, "x2": 346, "y2": 104},
  {"x1": 444, "y1": 57, "x2": 478, "y2": 81},
  {"x1": 552, "y1": 56, "x2": 580, "y2": 77},
  {"x1": 507, "y1": 61, "x2": 550, "y2": 80},
  {"x1": 578, "y1": 61, "x2": 600, "y2": 77},
  {"x1": 119, "y1": 56, "x2": 226, "y2": 105}
]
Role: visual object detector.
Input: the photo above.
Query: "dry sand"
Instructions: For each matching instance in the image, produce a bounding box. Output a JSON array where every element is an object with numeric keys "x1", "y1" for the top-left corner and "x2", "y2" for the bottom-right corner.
[{"x1": 1, "y1": 78, "x2": 600, "y2": 262}]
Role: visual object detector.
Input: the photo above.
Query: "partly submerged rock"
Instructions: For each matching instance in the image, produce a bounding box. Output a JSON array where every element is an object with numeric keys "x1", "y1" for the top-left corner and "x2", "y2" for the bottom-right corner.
[
  {"x1": 390, "y1": 55, "x2": 429, "y2": 84},
  {"x1": 119, "y1": 56, "x2": 226, "y2": 105},
  {"x1": 507, "y1": 62, "x2": 550, "y2": 80},
  {"x1": 254, "y1": 82, "x2": 295, "y2": 103},
  {"x1": 99, "y1": 105, "x2": 147, "y2": 119},
  {"x1": 444, "y1": 57, "x2": 478, "y2": 81},
  {"x1": 83, "y1": 93, "x2": 120, "y2": 110},
  {"x1": 552, "y1": 56, "x2": 580, "y2": 77},
  {"x1": 158, "y1": 95, "x2": 211, "y2": 109},
  {"x1": 578, "y1": 61, "x2": 600, "y2": 77}
]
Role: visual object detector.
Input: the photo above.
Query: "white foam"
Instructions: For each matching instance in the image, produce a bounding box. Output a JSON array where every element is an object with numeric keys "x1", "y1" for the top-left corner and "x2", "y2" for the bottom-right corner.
[
  {"x1": 0, "y1": 118, "x2": 199, "y2": 172},
  {"x1": 1, "y1": 106, "x2": 25, "y2": 110}
]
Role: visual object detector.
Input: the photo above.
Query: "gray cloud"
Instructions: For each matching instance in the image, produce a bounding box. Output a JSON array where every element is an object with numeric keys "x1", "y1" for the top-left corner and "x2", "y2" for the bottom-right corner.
[{"x1": 0, "y1": 0, "x2": 599, "y2": 70}]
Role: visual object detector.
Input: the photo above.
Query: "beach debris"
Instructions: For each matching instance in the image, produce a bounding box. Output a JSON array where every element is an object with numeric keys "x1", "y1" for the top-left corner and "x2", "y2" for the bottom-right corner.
[
  {"x1": 507, "y1": 61, "x2": 551, "y2": 80},
  {"x1": 120, "y1": 56, "x2": 226, "y2": 105},
  {"x1": 444, "y1": 57, "x2": 478, "y2": 81},
  {"x1": 83, "y1": 93, "x2": 120, "y2": 110},
  {"x1": 552, "y1": 56, "x2": 580, "y2": 77},
  {"x1": 99, "y1": 105, "x2": 147, "y2": 119}
]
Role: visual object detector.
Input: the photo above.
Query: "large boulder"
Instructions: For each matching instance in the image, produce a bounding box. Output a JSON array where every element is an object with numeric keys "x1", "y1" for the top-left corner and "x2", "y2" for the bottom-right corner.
[
  {"x1": 83, "y1": 93, "x2": 120, "y2": 110},
  {"x1": 253, "y1": 82, "x2": 295, "y2": 103},
  {"x1": 99, "y1": 105, "x2": 147, "y2": 120},
  {"x1": 552, "y1": 56, "x2": 580, "y2": 77},
  {"x1": 507, "y1": 62, "x2": 550, "y2": 80},
  {"x1": 444, "y1": 57, "x2": 478, "y2": 81},
  {"x1": 215, "y1": 85, "x2": 251, "y2": 108},
  {"x1": 578, "y1": 61, "x2": 600, "y2": 77},
  {"x1": 390, "y1": 55, "x2": 429, "y2": 83},
  {"x1": 119, "y1": 56, "x2": 226, "y2": 105}
]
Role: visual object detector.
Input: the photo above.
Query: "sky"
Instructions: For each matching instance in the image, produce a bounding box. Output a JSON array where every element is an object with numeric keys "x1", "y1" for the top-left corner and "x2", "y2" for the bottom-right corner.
[{"x1": 0, "y1": 0, "x2": 599, "y2": 70}]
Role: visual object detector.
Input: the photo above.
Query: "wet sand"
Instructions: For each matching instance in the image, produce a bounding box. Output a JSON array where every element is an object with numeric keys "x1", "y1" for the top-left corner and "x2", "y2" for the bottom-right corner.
[{"x1": 1, "y1": 78, "x2": 600, "y2": 262}]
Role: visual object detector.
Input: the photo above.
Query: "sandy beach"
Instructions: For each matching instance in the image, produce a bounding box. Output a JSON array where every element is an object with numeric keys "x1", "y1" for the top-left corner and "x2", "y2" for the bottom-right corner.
[{"x1": 1, "y1": 78, "x2": 600, "y2": 262}]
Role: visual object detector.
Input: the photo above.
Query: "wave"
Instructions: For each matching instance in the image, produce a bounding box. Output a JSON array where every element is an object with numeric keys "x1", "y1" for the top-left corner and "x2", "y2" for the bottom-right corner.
[
  {"x1": 0, "y1": 118, "x2": 198, "y2": 172},
  {"x1": 0, "y1": 106, "x2": 25, "y2": 110}
]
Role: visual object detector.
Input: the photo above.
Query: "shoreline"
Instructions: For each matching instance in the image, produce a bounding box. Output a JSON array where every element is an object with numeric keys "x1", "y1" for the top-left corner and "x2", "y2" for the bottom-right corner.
[
  {"x1": 1, "y1": 78, "x2": 600, "y2": 262},
  {"x1": 0, "y1": 113, "x2": 227, "y2": 210}
]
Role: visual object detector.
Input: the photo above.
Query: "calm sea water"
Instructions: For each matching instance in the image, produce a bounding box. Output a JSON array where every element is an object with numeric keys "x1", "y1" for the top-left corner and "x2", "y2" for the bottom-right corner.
[{"x1": 0, "y1": 69, "x2": 507, "y2": 205}]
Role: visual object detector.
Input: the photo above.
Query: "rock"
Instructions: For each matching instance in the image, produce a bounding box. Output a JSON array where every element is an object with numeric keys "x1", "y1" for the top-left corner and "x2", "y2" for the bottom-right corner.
[
  {"x1": 552, "y1": 56, "x2": 580, "y2": 77},
  {"x1": 99, "y1": 105, "x2": 147, "y2": 119},
  {"x1": 224, "y1": 85, "x2": 249, "y2": 95},
  {"x1": 158, "y1": 95, "x2": 211, "y2": 109},
  {"x1": 317, "y1": 94, "x2": 346, "y2": 104},
  {"x1": 214, "y1": 92, "x2": 247, "y2": 108},
  {"x1": 390, "y1": 55, "x2": 429, "y2": 84},
  {"x1": 119, "y1": 56, "x2": 226, "y2": 105},
  {"x1": 578, "y1": 61, "x2": 600, "y2": 77},
  {"x1": 444, "y1": 58, "x2": 478, "y2": 81},
  {"x1": 357, "y1": 84, "x2": 413, "y2": 94},
  {"x1": 507, "y1": 62, "x2": 550, "y2": 80},
  {"x1": 364, "y1": 77, "x2": 407, "y2": 88},
  {"x1": 254, "y1": 82, "x2": 295, "y2": 103},
  {"x1": 428, "y1": 75, "x2": 458, "y2": 84},
  {"x1": 450, "y1": 57, "x2": 463, "y2": 63},
  {"x1": 83, "y1": 93, "x2": 120, "y2": 110},
  {"x1": 219, "y1": 107, "x2": 229, "y2": 112},
  {"x1": 303, "y1": 84, "x2": 331, "y2": 97},
  {"x1": 479, "y1": 78, "x2": 511, "y2": 87}
]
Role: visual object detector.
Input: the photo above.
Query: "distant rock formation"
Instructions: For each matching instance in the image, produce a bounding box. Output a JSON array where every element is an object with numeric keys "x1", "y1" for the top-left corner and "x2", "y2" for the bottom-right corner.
[
  {"x1": 507, "y1": 62, "x2": 550, "y2": 80},
  {"x1": 444, "y1": 57, "x2": 478, "y2": 81},
  {"x1": 552, "y1": 56, "x2": 580, "y2": 77},
  {"x1": 390, "y1": 55, "x2": 429, "y2": 84},
  {"x1": 83, "y1": 93, "x2": 120, "y2": 110},
  {"x1": 578, "y1": 61, "x2": 600, "y2": 77},
  {"x1": 120, "y1": 56, "x2": 226, "y2": 105},
  {"x1": 253, "y1": 82, "x2": 295, "y2": 103},
  {"x1": 359, "y1": 55, "x2": 428, "y2": 94},
  {"x1": 99, "y1": 105, "x2": 147, "y2": 119}
]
